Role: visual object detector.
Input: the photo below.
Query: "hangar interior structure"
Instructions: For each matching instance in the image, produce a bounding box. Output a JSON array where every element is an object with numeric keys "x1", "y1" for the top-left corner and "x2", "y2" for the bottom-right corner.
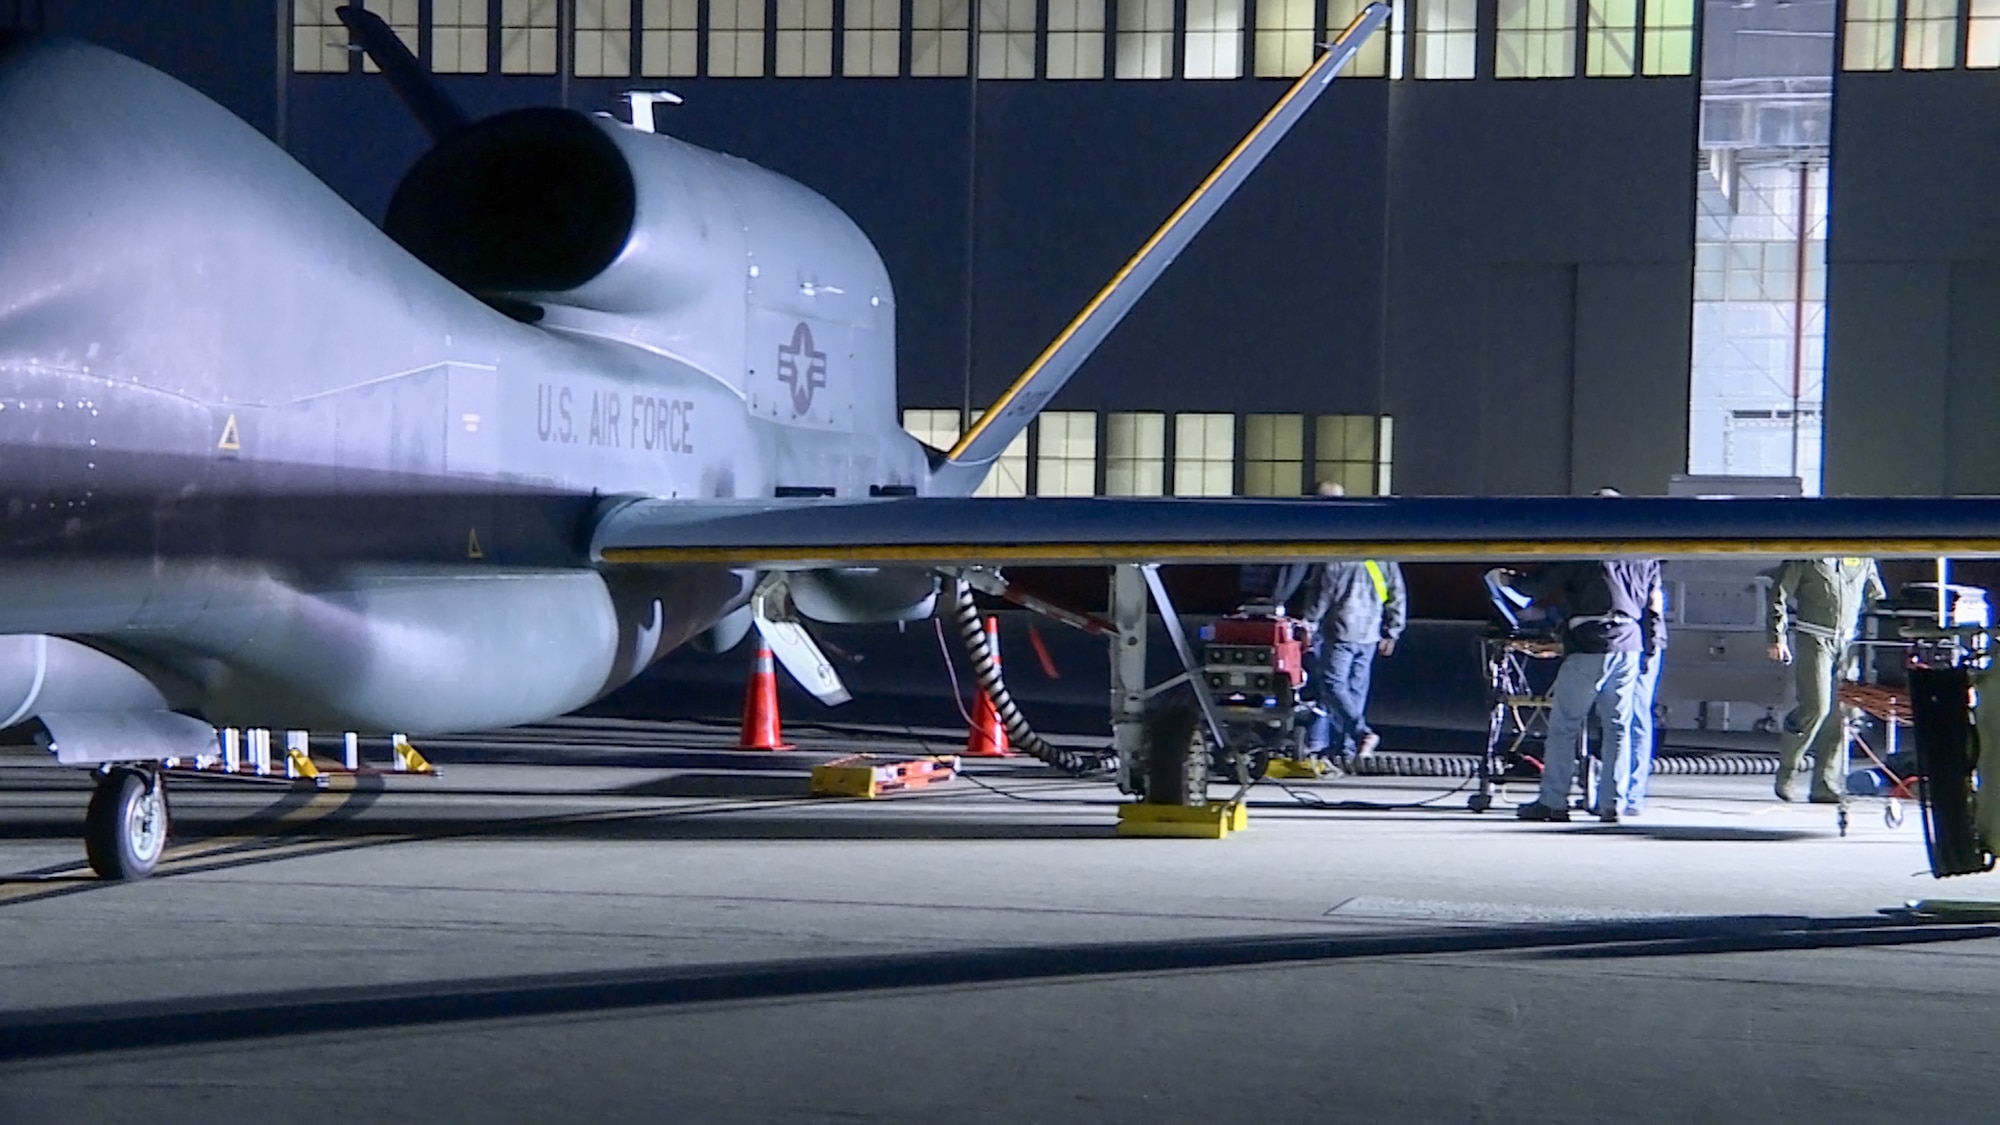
[{"x1": 5, "y1": 0, "x2": 1993, "y2": 498}]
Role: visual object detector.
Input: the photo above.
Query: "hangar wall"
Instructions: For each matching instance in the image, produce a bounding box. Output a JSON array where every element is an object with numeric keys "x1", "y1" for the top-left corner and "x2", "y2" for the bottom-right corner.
[
  {"x1": 34, "y1": 0, "x2": 282, "y2": 136},
  {"x1": 1826, "y1": 69, "x2": 2000, "y2": 497},
  {"x1": 1384, "y1": 76, "x2": 1695, "y2": 496},
  {"x1": 12, "y1": 0, "x2": 1699, "y2": 498}
]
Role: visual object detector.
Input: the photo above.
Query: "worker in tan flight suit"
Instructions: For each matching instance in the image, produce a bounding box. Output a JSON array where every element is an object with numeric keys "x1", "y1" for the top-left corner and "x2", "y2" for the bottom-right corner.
[{"x1": 1766, "y1": 557, "x2": 1885, "y2": 803}]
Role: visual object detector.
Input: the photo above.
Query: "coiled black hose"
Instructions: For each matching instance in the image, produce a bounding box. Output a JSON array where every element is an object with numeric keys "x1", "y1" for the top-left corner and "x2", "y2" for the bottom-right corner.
[
  {"x1": 1346, "y1": 751, "x2": 1782, "y2": 778},
  {"x1": 951, "y1": 579, "x2": 1114, "y2": 775}
]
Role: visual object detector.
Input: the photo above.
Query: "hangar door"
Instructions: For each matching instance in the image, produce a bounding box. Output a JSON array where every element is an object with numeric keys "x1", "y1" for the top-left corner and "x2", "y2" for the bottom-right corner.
[{"x1": 1483, "y1": 263, "x2": 1691, "y2": 496}]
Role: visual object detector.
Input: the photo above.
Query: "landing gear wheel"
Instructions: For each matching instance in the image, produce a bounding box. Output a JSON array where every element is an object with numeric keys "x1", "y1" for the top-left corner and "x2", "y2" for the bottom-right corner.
[
  {"x1": 84, "y1": 766, "x2": 169, "y2": 880},
  {"x1": 1885, "y1": 798, "x2": 1905, "y2": 830},
  {"x1": 1140, "y1": 703, "x2": 1210, "y2": 806},
  {"x1": 1467, "y1": 792, "x2": 1493, "y2": 813}
]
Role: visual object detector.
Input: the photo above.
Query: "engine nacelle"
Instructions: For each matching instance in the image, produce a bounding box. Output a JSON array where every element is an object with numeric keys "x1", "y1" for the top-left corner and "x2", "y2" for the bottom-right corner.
[
  {"x1": 788, "y1": 568, "x2": 938, "y2": 625},
  {"x1": 384, "y1": 108, "x2": 895, "y2": 426}
]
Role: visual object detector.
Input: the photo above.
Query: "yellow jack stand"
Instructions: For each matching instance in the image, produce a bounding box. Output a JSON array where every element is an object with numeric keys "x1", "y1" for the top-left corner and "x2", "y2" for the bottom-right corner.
[
  {"x1": 1116, "y1": 801, "x2": 1248, "y2": 839},
  {"x1": 285, "y1": 749, "x2": 321, "y2": 781},
  {"x1": 1265, "y1": 757, "x2": 1331, "y2": 781},
  {"x1": 392, "y1": 737, "x2": 435, "y2": 775}
]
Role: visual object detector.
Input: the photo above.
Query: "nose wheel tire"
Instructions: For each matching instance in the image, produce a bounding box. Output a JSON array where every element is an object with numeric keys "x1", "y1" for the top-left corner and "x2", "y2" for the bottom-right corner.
[
  {"x1": 84, "y1": 766, "x2": 169, "y2": 880},
  {"x1": 1139, "y1": 703, "x2": 1211, "y2": 806}
]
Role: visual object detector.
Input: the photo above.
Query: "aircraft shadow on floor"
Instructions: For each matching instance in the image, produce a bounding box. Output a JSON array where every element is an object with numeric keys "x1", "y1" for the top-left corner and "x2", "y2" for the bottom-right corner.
[{"x1": 2, "y1": 913, "x2": 1992, "y2": 1062}]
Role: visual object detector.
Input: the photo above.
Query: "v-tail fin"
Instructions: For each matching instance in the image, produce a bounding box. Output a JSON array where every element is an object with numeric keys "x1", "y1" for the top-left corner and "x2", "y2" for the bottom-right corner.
[{"x1": 936, "y1": 3, "x2": 1390, "y2": 479}]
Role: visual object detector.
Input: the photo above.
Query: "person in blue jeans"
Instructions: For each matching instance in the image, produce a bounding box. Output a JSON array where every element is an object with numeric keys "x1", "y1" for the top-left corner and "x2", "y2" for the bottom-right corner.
[
  {"x1": 1505, "y1": 557, "x2": 1664, "y2": 823},
  {"x1": 1298, "y1": 554, "x2": 1407, "y2": 768},
  {"x1": 1622, "y1": 624, "x2": 1667, "y2": 816}
]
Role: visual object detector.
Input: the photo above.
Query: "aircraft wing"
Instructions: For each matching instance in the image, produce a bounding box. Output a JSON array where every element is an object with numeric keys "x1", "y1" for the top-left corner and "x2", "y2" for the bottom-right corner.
[{"x1": 593, "y1": 495, "x2": 2000, "y2": 567}]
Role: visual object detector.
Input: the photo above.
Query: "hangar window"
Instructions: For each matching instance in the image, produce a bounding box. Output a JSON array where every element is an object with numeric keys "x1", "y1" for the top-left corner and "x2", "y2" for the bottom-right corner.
[
  {"x1": 1413, "y1": 0, "x2": 1477, "y2": 78},
  {"x1": 972, "y1": 412, "x2": 1032, "y2": 496},
  {"x1": 1902, "y1": 0, "x2": 1956, "y2": 69},
  {"x1": 1185, "y1": 0, "x2": 1245, "y2": 77},
  {"x1": 1583, "y1": 0, "x2": 1635, "y2": 76},
  {"x1": 1243, "y1": 414, "x2": 1305, "y2": 496},
  {"x1": 1255, "y1": 0, "x2": 1316, "y2": 77},
  {"x1": 979, "y1": 0, "x2": 1039, "y2": 77},
  {"x1": 1315, "y1": 414, "x2": 1387, "y2": 496},
  {"x1": 1117, "y1": 0, "x2": 1175, "y2": 76},
  {"x1": 1697, "y1": 235, "x2": 1822, "y2": 306},
  {"x1": 1639, "y1": 0, "x2": 1691, "y2": 74},
  {"x1": 1841, "y1": 0, "x2": 1896, "y2": 70},
  {"x1": 1105, "y1": 413, "x2": 1167, "y2": 495},
  {"x1": 1496, "y1": 0, "x2": 1576, "y2": 78},
  {"x1": 501, "y1": 0, "x2": 559, "y2": 73},
  {"x1": 642, "y1": 0, "x2": 701, "y2": 76},
  {"x1": 433, "y1": 0, "x2": 490, "y2": 73},
  {"x1": 1048, "y1": 0, "x2": 1107, "y2": 78},
  {"x1": 902, "y1": 409, "x2": 962, "y2": 451},
  {"x1": 845, "y1": 0, "x2": 903, "y2": 75},
  {"x1": 293, "y1": 0, "x2": 352, "y2": 72},
  {"x1": 914, "y1": 0, "x2": 973, "y2": 75},
  {"x1": 777, "y1": 0, "x2": 836, "y2": 74},
  {"x1": 1328, "y1": 0, "x2": 1397, "y2": 76},
  {"x1": 1173, "y1": 413, "x2": 1235, "y2": 495},
  {"x1": 1975, "y1": 0, "x2": 2000, "y2": 68},
  {"x1": 576, "y1": 0, "x2": 634, "y2": 76},
  {"x1": 1037, "y1": 412, "x2": 1099, "y2": 496},
  {"x1": 709, "y1": 0, "x2": 768, "y2": 75}
]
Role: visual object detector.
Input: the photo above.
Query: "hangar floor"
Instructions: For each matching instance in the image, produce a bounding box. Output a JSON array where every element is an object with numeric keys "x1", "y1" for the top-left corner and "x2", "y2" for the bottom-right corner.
[{"x1": 1, "y1": 721, "x2": 1996, "y2": 1123}]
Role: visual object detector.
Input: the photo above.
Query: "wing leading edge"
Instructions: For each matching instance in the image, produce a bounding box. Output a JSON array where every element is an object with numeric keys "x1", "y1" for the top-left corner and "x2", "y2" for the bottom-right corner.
[{"x1": 593, "y1": 495, "x2": 2000, "y2": 567}]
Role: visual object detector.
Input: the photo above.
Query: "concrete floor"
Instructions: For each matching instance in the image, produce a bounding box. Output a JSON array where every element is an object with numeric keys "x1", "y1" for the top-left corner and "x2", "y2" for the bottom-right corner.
[{"x1": 0, "y1": 722, "x2": 1995, "y2": 1123}]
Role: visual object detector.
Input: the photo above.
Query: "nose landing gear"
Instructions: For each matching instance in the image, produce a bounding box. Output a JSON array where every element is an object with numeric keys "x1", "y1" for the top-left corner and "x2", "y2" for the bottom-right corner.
[{"x1": 84, "y1": 765, "x2": 169, "y2": 880}]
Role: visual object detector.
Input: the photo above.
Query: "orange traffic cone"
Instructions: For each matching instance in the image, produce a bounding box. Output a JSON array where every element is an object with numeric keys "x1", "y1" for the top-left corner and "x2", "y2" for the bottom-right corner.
[
  {"x1": 965, "y1": 616, "x2": 1012, "y2": 757},
  {"x1": 738, "y1": 643, "x2": 793, "y2": 750}
]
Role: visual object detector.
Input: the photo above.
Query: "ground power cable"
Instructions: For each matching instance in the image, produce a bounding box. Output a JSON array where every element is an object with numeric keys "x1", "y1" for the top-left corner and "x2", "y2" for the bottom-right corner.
[
  {"x1": 1264, "y1": 769, "x2": 1481, "y2": 812},
  {"x1": 925, "y1": 619, "x2": 1113, "y2": 804},
  {"x1": 948, "y1": 579, "x2": 1116, "y2": 776}
]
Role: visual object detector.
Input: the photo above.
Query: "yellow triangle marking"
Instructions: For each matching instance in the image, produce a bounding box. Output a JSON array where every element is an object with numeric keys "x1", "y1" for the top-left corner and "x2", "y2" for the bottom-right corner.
[
  {"x1": 216, "y1": 413, "x2": 241, "y2": 451},
  {"x1": 467, "y1": 528, "x2": 484, "y2": 560}
]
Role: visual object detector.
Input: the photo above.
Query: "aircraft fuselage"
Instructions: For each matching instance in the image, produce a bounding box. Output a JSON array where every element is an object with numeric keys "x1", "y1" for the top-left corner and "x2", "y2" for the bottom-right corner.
[{"x1": 0, "y1": 37, "x2": 941, "y2": 735}]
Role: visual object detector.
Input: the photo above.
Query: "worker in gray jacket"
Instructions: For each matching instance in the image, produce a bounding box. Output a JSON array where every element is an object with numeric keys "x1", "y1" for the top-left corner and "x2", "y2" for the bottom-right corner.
[
  {"x1": 1766, "y1": 557, "x2": 1885, "y2": 803},
  {"x1": 1298, "y1": 557, "x2": 1407, "y2": 767}
]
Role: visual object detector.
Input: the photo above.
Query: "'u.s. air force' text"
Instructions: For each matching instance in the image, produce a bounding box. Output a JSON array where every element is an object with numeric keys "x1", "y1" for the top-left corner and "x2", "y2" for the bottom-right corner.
[{"x1": 536, "y1": 384, "x2": 696, "y2": 453}]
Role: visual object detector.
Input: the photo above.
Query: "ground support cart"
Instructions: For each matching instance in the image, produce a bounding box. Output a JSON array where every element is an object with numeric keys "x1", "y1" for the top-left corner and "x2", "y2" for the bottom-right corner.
[
  {"x1": 1471, "y1": 634, "x2": 1564, "y2": 812},
  {"x1": 1839, "y1": 680, "x2": 1916, "y2": 834}
]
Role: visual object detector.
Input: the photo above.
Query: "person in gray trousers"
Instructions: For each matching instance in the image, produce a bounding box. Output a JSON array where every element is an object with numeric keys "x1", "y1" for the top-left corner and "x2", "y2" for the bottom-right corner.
[{"x1": 1766, "y1": 557, "x2": 1884, "y2": 803}]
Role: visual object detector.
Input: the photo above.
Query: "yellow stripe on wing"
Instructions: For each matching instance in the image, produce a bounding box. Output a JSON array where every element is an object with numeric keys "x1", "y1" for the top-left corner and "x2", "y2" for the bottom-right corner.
[{"x1": 603, "y1": 537, "x2": 2000, "y2": 566}]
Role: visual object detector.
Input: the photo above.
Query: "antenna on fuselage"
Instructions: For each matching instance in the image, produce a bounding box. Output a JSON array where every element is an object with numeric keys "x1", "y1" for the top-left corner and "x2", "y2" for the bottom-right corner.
[{"x1": 622, "y1": 91, "x2": 684, "y2": 134}]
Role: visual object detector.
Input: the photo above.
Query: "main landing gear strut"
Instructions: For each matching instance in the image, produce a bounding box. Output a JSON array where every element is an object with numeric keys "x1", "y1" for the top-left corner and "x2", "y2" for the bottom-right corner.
[{"x1": 84, "y1": 764, "x2": 170, "y2": 880}]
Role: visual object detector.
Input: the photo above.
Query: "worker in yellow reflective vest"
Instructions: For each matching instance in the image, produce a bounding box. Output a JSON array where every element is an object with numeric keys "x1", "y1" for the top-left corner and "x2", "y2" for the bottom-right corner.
[{"x1": 1298, "y1": 550, "x2": 1408, "y2": 771}]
